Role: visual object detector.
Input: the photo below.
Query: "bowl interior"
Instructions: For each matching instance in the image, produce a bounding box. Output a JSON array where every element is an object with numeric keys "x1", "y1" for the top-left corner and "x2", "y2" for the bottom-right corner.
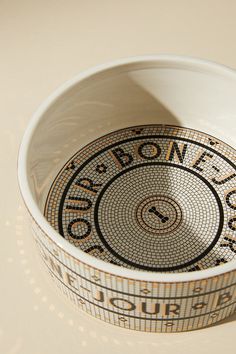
[
  {"x1": 22, "y1": 57, "x2": 236, "y2": 275},
  {"x1": 26, "y1": 59, "x2": 236, "y2": 211}
]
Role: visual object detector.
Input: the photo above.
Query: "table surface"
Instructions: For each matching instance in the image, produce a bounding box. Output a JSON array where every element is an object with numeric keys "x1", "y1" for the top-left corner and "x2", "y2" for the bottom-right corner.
[{"x1": 1, "y1": 1, "x2": 235, "y2": 353}]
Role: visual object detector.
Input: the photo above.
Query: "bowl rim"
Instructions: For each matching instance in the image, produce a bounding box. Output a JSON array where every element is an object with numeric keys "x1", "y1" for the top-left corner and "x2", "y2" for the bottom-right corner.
[{"x1": 17, "y1": 54, "x2": 236, "y2": 283}]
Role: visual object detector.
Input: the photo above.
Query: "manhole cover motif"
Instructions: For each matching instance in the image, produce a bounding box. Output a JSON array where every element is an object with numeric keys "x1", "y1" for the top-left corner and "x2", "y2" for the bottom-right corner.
[{"x1": 45, "y1": 125, "x2": 236, "y2": 272}]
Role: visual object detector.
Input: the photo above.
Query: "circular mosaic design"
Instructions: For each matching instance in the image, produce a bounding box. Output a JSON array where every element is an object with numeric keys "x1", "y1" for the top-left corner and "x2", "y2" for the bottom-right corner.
[
  {"x1": 136, "y1": 195, "x2": 182, "y2": 235},
  {"x1": 44, "y1": 125, "x2": 236, "y2": 273}
]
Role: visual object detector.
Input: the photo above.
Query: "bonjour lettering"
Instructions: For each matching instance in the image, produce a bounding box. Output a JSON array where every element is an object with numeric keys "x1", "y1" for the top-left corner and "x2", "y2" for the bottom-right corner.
[
  {"x1": 37, "y1": 240, "x2": 235, "y2": 317},
  {"x1": 65, "y1": 140, "x2": 236, "y2": 255}
]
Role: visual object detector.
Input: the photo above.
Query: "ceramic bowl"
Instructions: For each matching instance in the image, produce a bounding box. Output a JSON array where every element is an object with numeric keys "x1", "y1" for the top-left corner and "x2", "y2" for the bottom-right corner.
[{"x1": 18, "y1": 55, "x2": 236, "y2": 332}]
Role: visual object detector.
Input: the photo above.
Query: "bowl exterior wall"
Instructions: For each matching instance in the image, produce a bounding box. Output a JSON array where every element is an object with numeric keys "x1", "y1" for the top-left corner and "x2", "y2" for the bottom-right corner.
[{"x1": 30, "y1": 213, "x2": 236, "y2": 332}]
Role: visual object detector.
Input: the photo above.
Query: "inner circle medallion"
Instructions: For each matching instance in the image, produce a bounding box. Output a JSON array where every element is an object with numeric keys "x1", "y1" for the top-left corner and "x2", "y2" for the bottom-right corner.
[{"x1": 136, "y1": 195, "x2": 182, "y2": 235}]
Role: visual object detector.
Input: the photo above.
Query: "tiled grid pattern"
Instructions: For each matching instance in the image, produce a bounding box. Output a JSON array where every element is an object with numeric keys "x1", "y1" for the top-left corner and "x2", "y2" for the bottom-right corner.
[
  {"x1": 45, "y1": 125, "x2": 236, "y2": 272},
  {"x1": 31, "y1": 218, "x2": 236, "y2": 332},
  {"x1": 96, "y1": 164, "x2": 220, "y2": 270}
]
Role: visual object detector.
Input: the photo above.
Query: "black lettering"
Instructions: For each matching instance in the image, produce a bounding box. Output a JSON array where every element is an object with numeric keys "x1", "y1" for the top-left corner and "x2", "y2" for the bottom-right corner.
[
  {"x1": 165, "y1": 303, "x2": 180, "y2": 316},
  {"x1": 75, "y1": 178, "x2": 102, "y2": 194},
  {"x1": 225, "y1": 189, "x2": 236, "y2": 210},
  {"x1": 228, "y1": 217, "x2": 236, "y2": 231},
  {"x1": 65, "y1": 272, "x2": 77, "y2": 288},
  {"x1": 67, "y1": 218, "x2": 91, "y2": 239},
  {"x1": 110, "y1": 298, "x2": 136, "y2": 311},
  {"x1": 65, "y1": 197, "x2": 92, "y2": 212},
  {"x1": 166, "y1": 142, "x2": 188, "y2": 163},
  {"x1": 212, "y1": 172, "x2": 236, "y2": 185},
  {"x1": 141, "y1": 302, "x2": 160, "y2": 315},
  {"x1": 192, "y1": 151, "x2": 213, "y2": 171},
  {"x1": 93, "y1": 290, "x2": 105, "y2": 302},
  {"x1": 220, "y1": 236, "x2": 236, "y2": 254},
  {"x1": 138, "y1": 142, "x2": 161, "y2": 160},
  {"x1": 110, "y1": 147, "x2": 133, "y2": 168}
]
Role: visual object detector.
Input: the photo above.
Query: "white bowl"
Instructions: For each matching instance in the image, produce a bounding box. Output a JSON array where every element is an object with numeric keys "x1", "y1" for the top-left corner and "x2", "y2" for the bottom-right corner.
[{"x1": 18, "y1": 55, "x2": 236, "y2": 332}]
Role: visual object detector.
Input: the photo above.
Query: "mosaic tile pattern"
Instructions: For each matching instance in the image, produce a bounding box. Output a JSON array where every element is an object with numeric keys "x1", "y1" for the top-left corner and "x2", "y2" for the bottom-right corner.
[{"x1": 45, "y1": 125, "x2": 236, "y2": 272}]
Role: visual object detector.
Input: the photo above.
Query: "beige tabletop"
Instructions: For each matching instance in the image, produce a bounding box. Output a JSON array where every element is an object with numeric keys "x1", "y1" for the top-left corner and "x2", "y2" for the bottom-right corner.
[{"x1": 0, "y1": 1, "x2": 235, "y2": 353}]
